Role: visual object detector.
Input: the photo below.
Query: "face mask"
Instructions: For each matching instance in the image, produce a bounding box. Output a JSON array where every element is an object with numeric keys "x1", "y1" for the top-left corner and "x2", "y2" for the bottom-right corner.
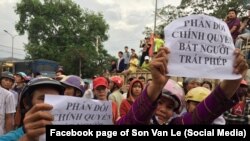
[{"x1": 154, "y1": 116, "x2": 166, "y2": 125}]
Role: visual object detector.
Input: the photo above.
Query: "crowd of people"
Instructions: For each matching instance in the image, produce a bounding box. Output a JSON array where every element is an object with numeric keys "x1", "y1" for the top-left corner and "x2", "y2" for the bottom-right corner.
[
  {"x1": 0, "y1": 47, "x2": 248, "y2": 140},
  {"x1": 108, "y1": 8, "x2": 250, "y2": 76},
  {"x1": 0, "y1": 8, "x2": 250, "y2": 141}
]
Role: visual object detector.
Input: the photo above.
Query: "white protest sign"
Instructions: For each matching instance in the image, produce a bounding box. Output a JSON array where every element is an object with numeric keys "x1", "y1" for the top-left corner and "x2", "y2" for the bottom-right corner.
[
  {"x1": 164, "y1": 14, "x2": 240, "y2": 79},
  {"x1": 45, "y1": 95, "x2": 113, "y2": 125},
  {"x1": 40, "y1": 94, "x2": 112, "y2": 141}
]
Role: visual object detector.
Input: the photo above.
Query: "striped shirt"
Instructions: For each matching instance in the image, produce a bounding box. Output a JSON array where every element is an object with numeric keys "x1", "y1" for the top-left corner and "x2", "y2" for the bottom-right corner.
[{"x1": 0, "y1": 87, "x2": 16, "y2": 135}]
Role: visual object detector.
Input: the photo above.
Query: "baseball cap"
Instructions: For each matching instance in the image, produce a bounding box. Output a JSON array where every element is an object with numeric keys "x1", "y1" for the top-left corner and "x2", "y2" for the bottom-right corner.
[
  {"x1": 145, "y1": 56, "x2": 149, "y2": 60},
  {"x1": 93, "y1": 77, "x2": 108, "y2": 89}
]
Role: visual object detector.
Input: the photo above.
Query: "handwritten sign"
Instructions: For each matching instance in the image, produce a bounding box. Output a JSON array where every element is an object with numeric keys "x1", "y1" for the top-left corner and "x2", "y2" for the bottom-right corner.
[
  {"x1": 45, "y1": 95, "x2": 113, "y2": 125},
  {"x1": 164, "y1": 14, "x2": 240, "y2": 79},
  {"x1": 40, "y1": 95, "x2": 113, "y2": 141}
]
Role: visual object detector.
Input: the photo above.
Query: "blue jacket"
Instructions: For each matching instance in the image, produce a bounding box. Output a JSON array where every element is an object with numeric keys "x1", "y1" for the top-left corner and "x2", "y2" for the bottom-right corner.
[{"x1": 0, "y1": 127, "x2": 24, "y2": 141}]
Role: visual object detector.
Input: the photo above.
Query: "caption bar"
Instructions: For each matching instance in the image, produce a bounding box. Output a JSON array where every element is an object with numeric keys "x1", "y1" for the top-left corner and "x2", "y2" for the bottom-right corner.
[{"x1": 46, "y1": 125, "x2": 249, "y2": 140}]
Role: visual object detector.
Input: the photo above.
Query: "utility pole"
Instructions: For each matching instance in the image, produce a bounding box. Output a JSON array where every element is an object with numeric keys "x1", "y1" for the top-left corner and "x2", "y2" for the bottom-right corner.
[
  {"x1": 3, "y1": 30, "x2": 20, "y2": 74},
  {"x1": 3, "y1": 30, "x2": 19, "y2": 62},
  {"x1": 153, "y1": 0, "x2": 158, "y2": 34}
]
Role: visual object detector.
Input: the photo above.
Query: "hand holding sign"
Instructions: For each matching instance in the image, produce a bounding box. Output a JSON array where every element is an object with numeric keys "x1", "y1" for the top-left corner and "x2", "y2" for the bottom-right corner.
[
  {"x1": 148, "y1": 48, "x2": 170, "y2": 101},
  {"x1": 233, "y1": 48, "x2": 248, "y2": 77},
  {"x1": 22, "y1": 103, "x2": 54, "y2": 141},
  {"x1": 219, "y1": 48, "x2": 248, "y2": 100},
  {"x1": 164, "y1": 14, "x2": 240, "y2": 79},
  {"x1": 45, "y1": 95, "x2": 113, "y2": 125},
  {"x1": 36, "y1": 95, "x2": 112, "y2": 141}
]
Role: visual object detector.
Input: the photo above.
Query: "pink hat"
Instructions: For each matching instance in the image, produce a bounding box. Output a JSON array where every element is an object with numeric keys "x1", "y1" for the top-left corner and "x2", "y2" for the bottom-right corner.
[{"x1": 93, "y1": 77, "x2": 108, "y2": 89}]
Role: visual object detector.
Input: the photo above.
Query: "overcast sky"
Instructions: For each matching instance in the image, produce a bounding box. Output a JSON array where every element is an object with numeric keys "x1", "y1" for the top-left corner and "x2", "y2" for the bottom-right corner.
[{"x1": 0, "y1": 0, "x2": 181, "y2": 59}]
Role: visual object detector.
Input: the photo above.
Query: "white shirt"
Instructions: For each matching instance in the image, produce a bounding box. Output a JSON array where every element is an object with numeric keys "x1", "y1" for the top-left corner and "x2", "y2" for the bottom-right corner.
[
  {"x1": 0, "y1": 87, "x2": 16, "y2": 135},
  {"x1": 117, "y1": 57, "x2": 123, "y2": 70},
  {"x1": 83, "y1": 89, "x2": 94, "y2": 99}
]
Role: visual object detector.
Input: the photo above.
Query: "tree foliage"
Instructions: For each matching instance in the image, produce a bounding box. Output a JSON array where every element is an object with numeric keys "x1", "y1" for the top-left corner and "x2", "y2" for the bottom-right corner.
[
  {"x1": 179, "y1": 0, "x2": 248, "y2": 19},
  {"x1": 144, "y1": 0, "x2": 249, "y2": 35},
  {"x1": 15, "y1": 0, "x2": 112, "y2": 78}
]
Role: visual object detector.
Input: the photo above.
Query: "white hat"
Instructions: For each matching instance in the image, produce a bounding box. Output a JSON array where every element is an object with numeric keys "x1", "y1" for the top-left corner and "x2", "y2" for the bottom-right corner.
[{"x1": 145, "y1": 56, "x2": 149, "y2": 60}]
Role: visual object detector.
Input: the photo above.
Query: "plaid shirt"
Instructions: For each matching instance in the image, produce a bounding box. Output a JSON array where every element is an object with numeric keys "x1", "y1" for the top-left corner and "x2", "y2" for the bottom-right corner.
[{"x1": 223, "y1": 98, "x2": 250, "y2": 124}]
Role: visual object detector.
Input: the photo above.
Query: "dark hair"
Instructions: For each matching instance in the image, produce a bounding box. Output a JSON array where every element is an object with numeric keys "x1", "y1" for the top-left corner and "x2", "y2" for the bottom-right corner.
[
  {"x1": 127, "y1": 76, "x2": 136, "y2": 83},
  {"x1": 103, "y1": 76, "x2": 110, "y2": 84},
  {"x1": 92, "y1": 75, "x2": 97, "y2": 79},
  {"x1": 201, "y1": 81, "x2": 212, "y2": 90},
  {"x1": 131, "y1": 53, "x2": 138, "y2": 59},
  {"x1": 241, "y1": 16, "x2": 249, "y2": 22},
  {"x1": 118, "y1": 51, "x2": 123, "y2": 55},
  {"x1": 147, "y1": 78, "x2": 152, "y2": 83},
  {"x1": 56, "y1": 68, "x2": 64, "y2": 74},
  {"x1": 138, "y1": 76, "x2": 145, "y2": 80},
  {"x1": 160, "y1": 33, "x2": 164, "y2": 39},
  {"x1": 34, "y1": 72, "x2": 41, "y2": 77},
  {"x1": 228, "y1": 9, "x2": 238, "y2": 15}
]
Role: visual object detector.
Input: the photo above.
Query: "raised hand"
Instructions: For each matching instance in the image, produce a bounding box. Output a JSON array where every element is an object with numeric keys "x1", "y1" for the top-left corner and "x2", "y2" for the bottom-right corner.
[{"x1": 147, "y1": 47, "x2": 170, "y2": 102}]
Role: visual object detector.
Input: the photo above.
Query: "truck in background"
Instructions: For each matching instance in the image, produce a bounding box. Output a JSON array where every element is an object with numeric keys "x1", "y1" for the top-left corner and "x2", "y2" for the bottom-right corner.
[{"x1": 0, "y1": 59, "x2": 59, "y2": 78}]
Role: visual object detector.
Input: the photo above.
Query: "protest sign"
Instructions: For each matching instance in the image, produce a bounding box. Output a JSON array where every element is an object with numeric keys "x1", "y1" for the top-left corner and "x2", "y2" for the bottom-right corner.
[
  {"x1": 40, "y1": 95, "x2": 113, "y2": 141},
  {"x1": 164, "y1": 14, "x2": 240, "y2": 79},
  {"x1": 45, "y1": 95, "x2": 113, "y2": 125}
]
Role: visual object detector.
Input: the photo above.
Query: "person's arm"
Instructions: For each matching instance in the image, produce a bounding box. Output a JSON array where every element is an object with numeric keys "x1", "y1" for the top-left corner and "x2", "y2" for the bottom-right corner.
[
  {"x1": 230, "y1": 19, "x2": 241, "y2": 33},
  {"x1": 220, "y1": 48, "x2": 248, "y2": 99},
  {"x1": 5, "y1": 113, "x2": 14, "y2": 133},
  {"x1": 5, "y1": 93, "x2": 16, "y2": 133},
  {"x1": 117, "y1": 48, "x2": 170, "y2": 124},
  {"x1": 230, "y1": 26, "x2": 238, "y2": 33},
  {"x1": 224, "y1": 15, "x2": 229, "y2": 22},
  {"x1": 238, "y1": 20, "x2": 248, "y2": 33},
  {"x1": 147, "y1": 48, "x2": 169, "y2": 102}
]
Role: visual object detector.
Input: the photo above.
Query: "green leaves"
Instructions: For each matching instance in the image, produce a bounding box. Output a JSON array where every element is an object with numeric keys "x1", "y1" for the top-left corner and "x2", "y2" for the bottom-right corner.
[
  {"x1": 147, "y1": 0, "x2": 248, "y2": 35},
  {"x1": 15, "y1": 0, "x2": 111, "y2": 77}
]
